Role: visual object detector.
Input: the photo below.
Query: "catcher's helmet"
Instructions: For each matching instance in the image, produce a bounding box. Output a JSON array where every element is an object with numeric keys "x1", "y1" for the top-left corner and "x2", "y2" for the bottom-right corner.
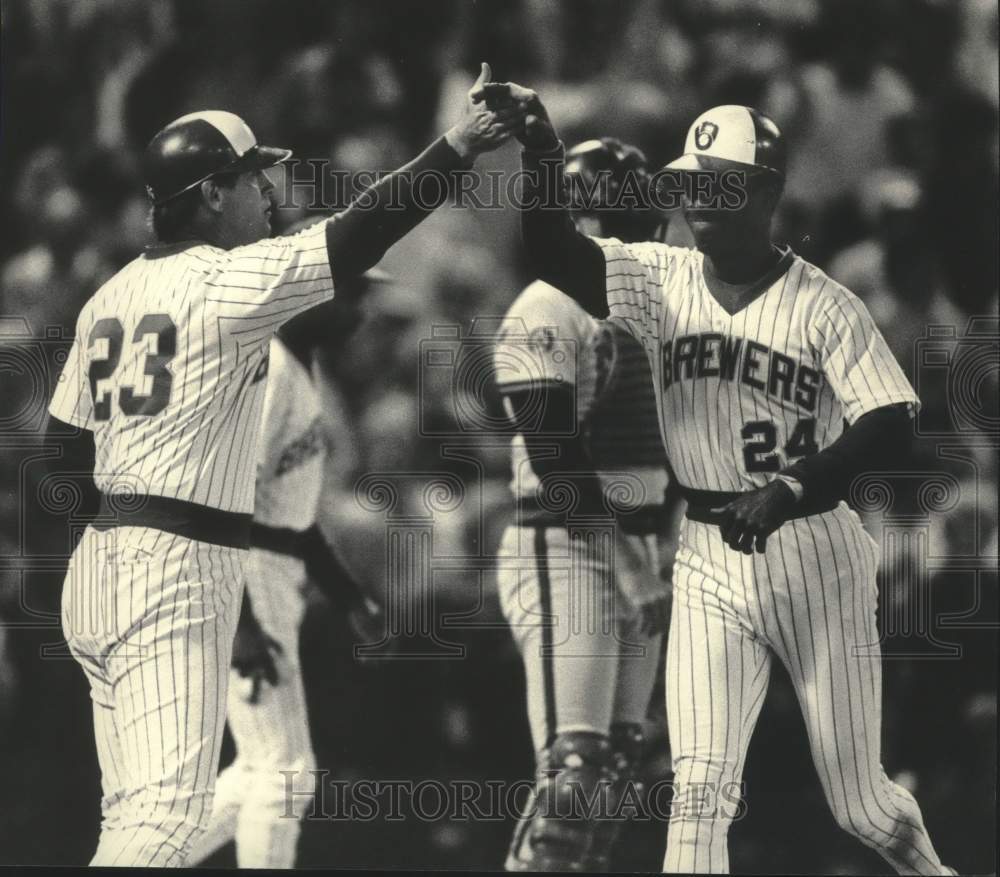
[
  {"x1": 143, "y1": 110, "x2": 292, "y2": 205},
  {"x1": 665, "y1": 105, "x2": 786, "y2": 177},
  {"x1": 564, "y1": 137, "x2": 659, "y2": 242}
]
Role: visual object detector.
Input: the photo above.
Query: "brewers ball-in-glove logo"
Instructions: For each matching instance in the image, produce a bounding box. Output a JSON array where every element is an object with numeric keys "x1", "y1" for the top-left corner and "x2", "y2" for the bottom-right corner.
[
  {"x1": 694, "y1": 121, "x2": 719, "y2": 150},
  {"x1": 529, "y1": 325, "x2": 556, "y2": 352}
]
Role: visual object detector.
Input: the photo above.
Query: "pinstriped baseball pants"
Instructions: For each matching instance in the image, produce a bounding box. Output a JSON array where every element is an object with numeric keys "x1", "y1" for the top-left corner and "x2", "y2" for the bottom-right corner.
[
  {"x1": 186, "y1": 547, "x2": 316, "y2": 868},
  {"x1": 61, "y1": 524, "x2": 244, "y2": 867},
  {"x1": 664, "y1": 504, "x2": 947, "y2": 875}
]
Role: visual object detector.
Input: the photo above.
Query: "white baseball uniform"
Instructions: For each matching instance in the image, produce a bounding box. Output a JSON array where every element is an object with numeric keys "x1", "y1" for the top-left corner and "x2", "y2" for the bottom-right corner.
[
  {"x1": 186, "y1": 337, "x2": 325, "y2": 868},
  {"x1": 596, "y1": 239, "x2": 948, "y2": 874},
  {"x1": 494, "y1": 280, "x2": 670, "y2": 752},
  {"x1": 50, "y1": 220, "x2": 335, "y2": 866}
]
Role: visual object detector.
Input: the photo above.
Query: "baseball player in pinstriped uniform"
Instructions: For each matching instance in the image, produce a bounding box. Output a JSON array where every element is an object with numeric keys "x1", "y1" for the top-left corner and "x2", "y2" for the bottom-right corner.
[
  {"x1": 494, "y1": 139, "x2": 680, "y2": 872},
  {"x1": 184, "y1": 336, "x2": 323, "y2": 868},
  {"x1": 45, "y1": 69, "x2": 524, "y2": 866},
  {"x1": 484, "y1": 83, "x2": 956, "y2": 874}
]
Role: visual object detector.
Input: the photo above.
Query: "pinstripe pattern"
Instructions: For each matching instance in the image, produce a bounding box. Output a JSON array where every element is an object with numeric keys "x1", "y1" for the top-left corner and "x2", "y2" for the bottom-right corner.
[
  {"x1": 61, "y1": 525, "x2": 243, "y2": 866},
  {"x1": 49, "y1": 220, "x2": 335, "y2": 514},
  {"x1": 596, "y1": 240, "x2": 918, "y2": 492},
  {"x1": 665, "y1": 507, "x2": 945, "y2": 874},
  {"x1": 50, "y1": 223, "x2": 336, "y2": 866},
  {"x1": 595, "y1": 240, "x2": 945, "y2": 873}
]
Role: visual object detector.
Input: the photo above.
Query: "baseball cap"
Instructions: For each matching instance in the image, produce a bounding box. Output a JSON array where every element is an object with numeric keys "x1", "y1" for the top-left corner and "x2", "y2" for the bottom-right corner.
[
  {"x1": 144, "y1": 110, "x2": 293, "y2": 205},
  {"x1": 665, "y1": 106, "x2": 786, "y2": 177}
]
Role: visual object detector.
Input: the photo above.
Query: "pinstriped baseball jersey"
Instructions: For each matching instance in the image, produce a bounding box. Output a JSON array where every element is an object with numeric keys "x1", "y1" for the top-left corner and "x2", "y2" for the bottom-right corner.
[
  {"x1": 254, "y1": 338, "x2": 324, "y2": 531},
  {"x1": 48, "y1": 220, "x2": 334, "y2": 514},
  {"x1": 594, "y1": 240, "x2": 919, "y2": 492},
  {"x1": 494, "y1": 280, "x2": 669, "y2": 509}
]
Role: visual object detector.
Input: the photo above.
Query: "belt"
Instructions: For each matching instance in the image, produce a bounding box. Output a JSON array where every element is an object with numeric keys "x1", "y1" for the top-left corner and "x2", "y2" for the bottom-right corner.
[
  {"x1": 515, "y1": 498, "x2": 666, "y2": 534},
  {"x1": 92, "y1": 493, "x2": 252, "y2": 550},
  {"x1": 249, "y1": 522, "x2": 309, "y2": 558},
  {"x1": 679, "y1": 485, "x2": 837, "y2": 526}
]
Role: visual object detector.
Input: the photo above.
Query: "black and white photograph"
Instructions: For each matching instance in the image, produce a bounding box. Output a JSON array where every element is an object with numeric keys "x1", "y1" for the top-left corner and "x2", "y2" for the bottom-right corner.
[{"x1": 0, "y1": 0, "x2": 997, "y2": 872}]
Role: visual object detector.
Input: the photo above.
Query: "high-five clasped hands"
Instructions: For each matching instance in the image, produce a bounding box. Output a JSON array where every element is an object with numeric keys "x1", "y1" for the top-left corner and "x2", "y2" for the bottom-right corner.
[
  {"x1": 444, "y1": 63, "x2": 542, "y2": 160},
  {"x1": 475, "y1": 76, "x2": 560, "y2": 151}
]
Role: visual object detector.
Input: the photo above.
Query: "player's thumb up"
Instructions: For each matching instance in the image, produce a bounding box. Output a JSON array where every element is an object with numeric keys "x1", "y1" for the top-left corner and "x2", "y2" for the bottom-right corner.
[{"x1": 470, "y1": 62, "x2": 492, "y2": 103}]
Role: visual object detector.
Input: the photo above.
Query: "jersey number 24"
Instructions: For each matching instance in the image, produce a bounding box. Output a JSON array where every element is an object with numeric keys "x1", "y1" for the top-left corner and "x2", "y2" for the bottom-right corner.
[
  {"x1": 741, "y1": 418, "x2": 818, "y2": 472},
  {"x1": 87, "y1": 315, "x2": 176, "y2": 420}
]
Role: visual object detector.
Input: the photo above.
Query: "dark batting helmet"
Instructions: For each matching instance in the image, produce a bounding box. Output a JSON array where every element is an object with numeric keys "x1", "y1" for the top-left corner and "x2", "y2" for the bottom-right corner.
[
  {"x1": 564, "y1": 137, "x2": 661, "y2": 242},
  {"x1": 143, "y1": 110, "x2": 293, "y2": 205}
]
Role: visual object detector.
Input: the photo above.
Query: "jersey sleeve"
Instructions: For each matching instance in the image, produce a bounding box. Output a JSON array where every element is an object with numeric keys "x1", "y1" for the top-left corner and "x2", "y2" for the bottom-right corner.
[
  {"x1": 493, "y1": 282, "x2": 593, "y2": 393},
  {"x1": 48, "y1": 311, "x2": 93, "y2": 430},
  {"x1": 811, "y1": 288, "x2": 920, "y2": 423},
  {"x1": 204, "y1": 218, "x2": 335, "y2": 343},
  {"x1": 592, "y1": 238, "x2": 675, "y2": 346}
]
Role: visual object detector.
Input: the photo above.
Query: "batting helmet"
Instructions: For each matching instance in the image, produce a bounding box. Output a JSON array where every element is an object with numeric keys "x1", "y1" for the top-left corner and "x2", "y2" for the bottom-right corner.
[
  {"x1": 564, "y1": 137, "x2": 660, "y2": 242},
  {"x1": 665, "y1": 105, "x2": 786, "y2": 178},
  {"x1": 143, "y1": 110, "x2": 293, "y2": 206}
]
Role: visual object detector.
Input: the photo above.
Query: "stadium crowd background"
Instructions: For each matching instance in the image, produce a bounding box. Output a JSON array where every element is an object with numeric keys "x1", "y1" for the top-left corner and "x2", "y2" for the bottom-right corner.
[{"x1": 0, "y1": 0, "x2": 996, "y2": 871}]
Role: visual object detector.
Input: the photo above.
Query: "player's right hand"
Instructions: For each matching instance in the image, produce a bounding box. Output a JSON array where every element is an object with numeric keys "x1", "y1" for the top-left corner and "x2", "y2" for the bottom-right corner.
[
  {"x1": 444, "y1": 62, "x2": 528, "y2": 161},
  {"x1": 711, "y1": 479, "x2": 798, "y2": 555},
  {"x1": 477, "y1": 80, "x2": 559, "y2": 151},
  {"x1": 232, "y1": 616, "x2": 283, "y2": 703}
]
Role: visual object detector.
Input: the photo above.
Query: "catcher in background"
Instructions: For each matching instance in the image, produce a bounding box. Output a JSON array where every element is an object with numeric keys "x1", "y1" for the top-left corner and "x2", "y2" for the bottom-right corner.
[{"x1": 493, "y1": 139, "x2": 683, "y2": 872}]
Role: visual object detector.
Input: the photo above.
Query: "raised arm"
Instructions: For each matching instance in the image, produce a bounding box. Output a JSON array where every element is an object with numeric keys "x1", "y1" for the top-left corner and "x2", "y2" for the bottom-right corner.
[
  {"x1": 519, "y1": 143, "x2": 608, "y2": 317},
  {"x1": 210, "y1": 64, "x2": 525, "y2": 333},
  {"x1": 327, "y1": 63, "x2": 524, "y2": 279},
  {"x1": 482, "y1": 82, "x2": 608, "y2": 316}
]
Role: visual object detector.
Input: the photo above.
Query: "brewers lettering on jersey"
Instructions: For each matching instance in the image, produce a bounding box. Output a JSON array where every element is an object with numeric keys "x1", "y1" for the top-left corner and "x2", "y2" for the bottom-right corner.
[
  {"x1": 600, "y1": 242, "x2": 915, "y2": 491},
  {"x1": 47, "y1": 74, "x2": 523, "y2": 867},
  {"x1": 503, "y1": 89, "x2": 956, "y2": 874}
]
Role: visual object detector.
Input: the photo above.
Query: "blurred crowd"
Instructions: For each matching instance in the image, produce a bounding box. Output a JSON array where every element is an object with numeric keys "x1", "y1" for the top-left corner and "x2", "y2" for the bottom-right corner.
[{"x1": 1, "y1": 0, "x2": 996, "y2": 872}]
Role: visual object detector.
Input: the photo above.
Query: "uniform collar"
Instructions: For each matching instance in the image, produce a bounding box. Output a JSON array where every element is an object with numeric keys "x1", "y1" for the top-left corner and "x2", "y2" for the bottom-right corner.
[
  {"x1": 142, "y1": 240, "x2": 209, "y2": 259},
  {"x1": 700, "y1": 245, "x2": 795, "y2": 316}
]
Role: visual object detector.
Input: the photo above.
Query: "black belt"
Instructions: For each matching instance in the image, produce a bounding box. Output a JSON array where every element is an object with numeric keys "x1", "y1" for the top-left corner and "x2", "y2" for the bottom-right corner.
[
  {"x1": 679, "y1": 485, "x2": 837, "y2": 526},
  {"x1": 249, "y1": 522, "x2": 309, "y2": 558},
  {"x1": 515, "y1": 498, "x2": 665, "y2": 534},
  {"x1": 92, "y1": 493, "x2": 252, "y2": 550}
]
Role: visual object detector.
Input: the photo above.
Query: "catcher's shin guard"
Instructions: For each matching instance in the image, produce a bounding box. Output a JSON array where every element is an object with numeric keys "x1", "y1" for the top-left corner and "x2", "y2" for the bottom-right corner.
[
  {"x1": 505, "y1": 731, "x2": 621, "y2": 872},
  {"x1": 609, "y1": 722, "x2": 647, "y2": 793},
  {"x1": 603, "y1": 722, "x2": 648, "y2": 863}
]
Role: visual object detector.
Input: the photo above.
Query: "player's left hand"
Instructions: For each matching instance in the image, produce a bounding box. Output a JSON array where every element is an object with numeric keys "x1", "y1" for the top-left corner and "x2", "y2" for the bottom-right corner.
[
  {"x1": 712, "y1": 480, "x2": 798, "y2": 555},
  {"x1": 232, "y1": 615, "x2": 283, "y2": 703}
]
